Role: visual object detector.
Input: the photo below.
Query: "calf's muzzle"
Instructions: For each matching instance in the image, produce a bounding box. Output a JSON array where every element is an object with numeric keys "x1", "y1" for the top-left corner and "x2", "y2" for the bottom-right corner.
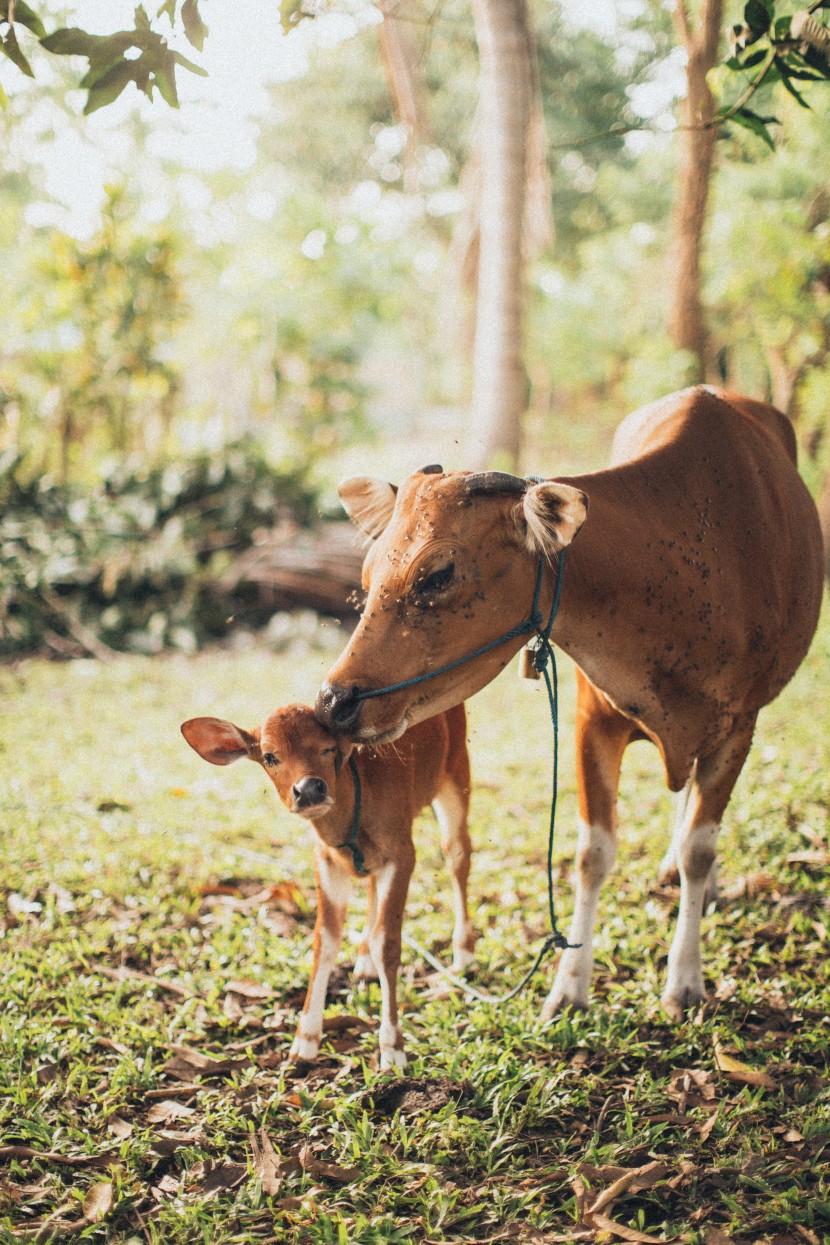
[{"x1": 292, "y1": 776, "x2": 329, "y2": 808}]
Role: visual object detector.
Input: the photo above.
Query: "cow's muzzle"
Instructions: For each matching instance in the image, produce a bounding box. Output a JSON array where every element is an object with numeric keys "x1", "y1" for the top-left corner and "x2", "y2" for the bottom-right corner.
[{"x1": 315, "y1": 682, "x2": 363, "y2": 734}]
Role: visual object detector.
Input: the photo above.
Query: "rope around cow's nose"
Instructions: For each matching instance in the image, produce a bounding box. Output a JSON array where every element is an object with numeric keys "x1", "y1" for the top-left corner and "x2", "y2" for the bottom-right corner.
[{"x1": 349, "y1": 543, "x2": 581, "y2": 1006}]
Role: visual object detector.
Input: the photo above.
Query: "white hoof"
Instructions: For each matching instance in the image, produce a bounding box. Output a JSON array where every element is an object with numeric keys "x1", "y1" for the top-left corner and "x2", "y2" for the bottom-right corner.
[
  {"x1": 380, "y1": 1046, "x2": 407, "y2": 1070},
  {"x1": 451, "y1": 945, "x2": 476, "y2": 974},
  {"x1": 353, "y1": 954, "x2": 379, "y2": 982},
  {"x1": 290, "y1": 1033, "x2": 320, "y2": 1062},
  {"x1": 661, "y1": 982, "x2": 707, "y2": 1023},
  {"x1": 540, "y1": 985, "x2": 589, "y2": 1021}
]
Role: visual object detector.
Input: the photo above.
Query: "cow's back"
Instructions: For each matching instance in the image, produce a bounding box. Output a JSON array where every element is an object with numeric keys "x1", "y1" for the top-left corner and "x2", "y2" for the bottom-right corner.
[{"x1": 562, "y1": 386, "x2": 823, "y2": 781}]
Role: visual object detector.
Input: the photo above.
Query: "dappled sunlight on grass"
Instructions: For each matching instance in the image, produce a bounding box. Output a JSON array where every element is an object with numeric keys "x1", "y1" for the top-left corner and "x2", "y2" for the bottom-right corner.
[{"x1": 0, "y1": 604, "x2": 828, "y2": 1241}]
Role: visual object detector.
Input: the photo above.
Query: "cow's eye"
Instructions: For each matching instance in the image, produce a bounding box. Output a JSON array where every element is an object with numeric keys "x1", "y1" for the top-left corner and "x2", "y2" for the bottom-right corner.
[
  {"x1": 415, "y1": 563, "x2": 455, "y2": 596},
  {"x1": 263, "y1": 752, "x2": 279, "y2": 767}
]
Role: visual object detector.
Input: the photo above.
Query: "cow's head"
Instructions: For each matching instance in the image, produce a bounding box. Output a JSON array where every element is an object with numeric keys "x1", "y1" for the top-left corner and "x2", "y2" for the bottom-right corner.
[
  {"x1": 181, "y1": 704, "x2": 350, "y2": 821},
  {"x1": 316, "y1": 466, "x2": 588, "y2": 742}
]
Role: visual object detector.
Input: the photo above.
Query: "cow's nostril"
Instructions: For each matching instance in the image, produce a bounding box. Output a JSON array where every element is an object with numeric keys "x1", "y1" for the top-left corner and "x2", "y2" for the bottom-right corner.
[{"x1": 315, "y1": 682, "x2": 363, "y2": 733}]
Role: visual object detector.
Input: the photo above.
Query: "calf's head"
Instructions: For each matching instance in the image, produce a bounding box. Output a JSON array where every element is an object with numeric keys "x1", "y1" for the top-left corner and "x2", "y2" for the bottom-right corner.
[
  {"x1": 316, "y1": 467, "x2": 587, "y2": 743},
  {"x1": 181, "y1": 705, "x2": 348, "y2": 820}
]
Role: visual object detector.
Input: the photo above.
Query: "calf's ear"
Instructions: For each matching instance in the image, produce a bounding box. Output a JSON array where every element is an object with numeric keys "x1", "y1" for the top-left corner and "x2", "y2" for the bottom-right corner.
[
  {"x1": 334, "y1": 738, "x2": 354, "y2": 776},
  {"x1": 181, "y1": 717, "x2": 261, "y2": 766},
  {"x1": 338, "y1": 476, "x2": 397, "y2": 539},
  {"x1": 516, "y1": 482, "x2": 588, "y2": 559}
]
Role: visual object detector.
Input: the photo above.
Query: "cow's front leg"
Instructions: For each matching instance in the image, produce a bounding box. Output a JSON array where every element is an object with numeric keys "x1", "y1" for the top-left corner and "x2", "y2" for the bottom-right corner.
[
  {"x1": 542, "y1": 675, "x2": 633, "y2": 1018},
  {"x1": 662, "y1": 719, "x2": 755, "y2": 1021},
  {"x1": 290, "y1": 847, "x2": 351, "y2": 1062},
  {"x1": 367, "y1": 844, "x2": 415, "y2": 1069}
]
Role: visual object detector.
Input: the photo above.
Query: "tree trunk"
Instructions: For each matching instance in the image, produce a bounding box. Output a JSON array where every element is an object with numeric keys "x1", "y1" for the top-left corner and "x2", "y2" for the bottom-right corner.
[
  {"x1": 468, "y1": 0, "x2": 534, "y2": 470},
  {"x1": 377, "y1": 2, "x2": 430, "y2": 193},
  {"x1": 818, "y1": 463, "x2": 830, "y2": 587},
  {"x1": 667, "y1": 0, "x2": 723, "y2": 382}
]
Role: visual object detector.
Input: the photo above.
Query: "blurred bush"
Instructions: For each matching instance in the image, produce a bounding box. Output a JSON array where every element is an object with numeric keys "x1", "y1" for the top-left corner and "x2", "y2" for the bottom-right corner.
[{"x1": 0, "y1": 439, "x2": 317, "y2": 658}]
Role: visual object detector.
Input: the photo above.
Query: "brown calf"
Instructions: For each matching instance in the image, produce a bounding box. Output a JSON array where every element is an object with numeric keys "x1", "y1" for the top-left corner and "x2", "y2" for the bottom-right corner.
[
  {"x1": 181, "y1": 703, "x2": 474, "y2": 1068},
  {"x1": 316, "y1": 386, "x2": 824, "y2": 1020}
]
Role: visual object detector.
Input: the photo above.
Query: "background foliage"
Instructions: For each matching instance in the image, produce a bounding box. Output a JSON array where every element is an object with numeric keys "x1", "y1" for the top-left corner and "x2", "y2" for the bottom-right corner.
[{"x1": 1, "y1": 0, "x2": 829, "y2": 653}]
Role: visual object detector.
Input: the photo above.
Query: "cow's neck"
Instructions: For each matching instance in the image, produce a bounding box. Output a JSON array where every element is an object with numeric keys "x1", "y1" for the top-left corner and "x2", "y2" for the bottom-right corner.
[{"x1": 542, "y1": 468, "x2": 687, "y2": 779}]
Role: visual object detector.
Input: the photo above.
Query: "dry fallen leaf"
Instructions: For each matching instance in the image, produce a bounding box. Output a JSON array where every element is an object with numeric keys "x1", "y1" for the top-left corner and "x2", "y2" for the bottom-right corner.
[
  {"x1": 322, "y1": 1014, "x2": 374, "y2": 1034},
  {"x1": 82, "y1": 1181, "x2": 113, "y2": 1223},
  {"x1": 187, "y1": 1159, "x2": 248, "y2": 1198},
  {"x1": 298, "y1": 1145, "x2": 360, "y2": 1185},
  {"x1": 713, "y1": 1040, "x2": 776, "y2": 1090},
  {"x1": 586, "y1": 1161, "x2": 669, "y2": 1218},
  {"x1": 146, "y1": 1099, "x2": 196, "y2": 1125},
  {"x1": 163, "y1": 1045, "x2": 251, "y2": 1082},
  {"x1": 107, "y1": 1116, "x2": 133, "y2": 1140},
  {"x1": 225, "y1": 978, "x2": 276, "y2": 1000},
  {"x1": 251, "y1": 1129, "x2": 288, "y2": 1197},
  {"x1": 698, "y1": 1108, "x2": 718, "y2": 1141},
  {"x1": 149, "y1": 1129, "x2": 206, "y2": 1156},
  {"x1": 586, "y1": 1211, "x2": 676, "y2": 1243}
]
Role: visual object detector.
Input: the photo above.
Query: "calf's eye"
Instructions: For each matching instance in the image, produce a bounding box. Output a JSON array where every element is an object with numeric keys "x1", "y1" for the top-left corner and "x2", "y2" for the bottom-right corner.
[{"x1": 263, "y1": 752, "x2": 279, "y2": 767}]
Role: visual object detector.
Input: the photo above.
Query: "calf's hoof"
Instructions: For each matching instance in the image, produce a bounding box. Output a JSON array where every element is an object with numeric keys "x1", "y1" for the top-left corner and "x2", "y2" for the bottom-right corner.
[
  {"x1": 380, "y1": 1046, "x2": 407, "y2": 1070},
  {"x1": 289, "y1": 1033, "x2": 321, "y2": 1062},
  {"x1": 451, "y1": 945, "x2": 476, "y2": 975},
  {"x1": 658, "y1": 860, "x2": 680, "y2": 887},
  {"x1": 353, "y1": 953, "x2": 379, "y2": 982},
  {"x1": 540, "y1": 987, "x2": 588, "y2": 1022},
  {"x1": 661, "y1": 984, "x2": 707, "y2": 1023}
]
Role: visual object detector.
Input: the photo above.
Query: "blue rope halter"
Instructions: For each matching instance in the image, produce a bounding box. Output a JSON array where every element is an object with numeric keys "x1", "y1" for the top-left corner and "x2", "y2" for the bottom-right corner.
[{"x1": 344, "y1": 544, "x2": 578, "y2": 996}]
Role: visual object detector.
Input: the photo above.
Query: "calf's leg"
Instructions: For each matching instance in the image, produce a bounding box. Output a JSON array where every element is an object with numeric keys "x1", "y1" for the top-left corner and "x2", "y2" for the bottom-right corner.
[
  {"x1": 367, "y1": 843, "x2": 415, "y2": 1069},
  {"x1": 433, "y1": 780, "x2": 477, "y2": 973},
  {"x1": 290, "y1": 847, "x2": 351, "y2": 1062},
  {"x1": 542, "y1": 675, "x2": 634, "y2": 1017},
  {"x1": 354, "y1": 876, "x2": 379, "y2": 981}
]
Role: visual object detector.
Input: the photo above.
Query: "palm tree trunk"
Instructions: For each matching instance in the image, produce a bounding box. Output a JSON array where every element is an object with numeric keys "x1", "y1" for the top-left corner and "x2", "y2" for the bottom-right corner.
[
  {"x1": 468, "y1": 0, "x2": 533, "y2": 470},
  {"x1": 667, "y1": 0, "x2": 723, "y2": 381}
]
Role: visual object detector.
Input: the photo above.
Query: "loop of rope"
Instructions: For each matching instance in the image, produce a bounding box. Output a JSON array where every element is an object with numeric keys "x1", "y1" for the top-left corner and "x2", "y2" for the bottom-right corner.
[
  {"x1": 344, "y1": 529, "x2": 580, "y2": 1005},
  {"x1": 336, "y1": 756, "x2": 368, "y2": 876}
]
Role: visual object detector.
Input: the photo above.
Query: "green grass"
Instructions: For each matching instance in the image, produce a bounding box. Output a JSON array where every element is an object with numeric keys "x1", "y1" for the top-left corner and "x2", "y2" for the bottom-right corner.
[{"x1": 0, "y1": 606, "x2": 829, "y2": 1243}]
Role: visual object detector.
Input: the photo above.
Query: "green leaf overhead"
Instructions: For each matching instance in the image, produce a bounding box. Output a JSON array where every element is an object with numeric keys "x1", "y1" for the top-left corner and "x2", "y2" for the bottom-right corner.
[{"x1": 181, "y1": 0, "x2": 207, "y2": 52}]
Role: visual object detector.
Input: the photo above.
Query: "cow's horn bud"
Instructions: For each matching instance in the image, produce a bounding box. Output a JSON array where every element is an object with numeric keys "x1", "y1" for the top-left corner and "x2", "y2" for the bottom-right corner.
[
  {"x1": 418, "y1": 463, "x2": 444, "y2": 475},
  {"x1": 463, "y1": 471, "x2": 527, "y2": 497}
]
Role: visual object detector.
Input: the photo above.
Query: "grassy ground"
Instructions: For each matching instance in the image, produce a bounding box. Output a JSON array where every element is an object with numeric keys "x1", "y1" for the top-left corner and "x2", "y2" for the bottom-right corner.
[{"x1": 0, "y1": 605, "x2": 828, "y2": 1245}]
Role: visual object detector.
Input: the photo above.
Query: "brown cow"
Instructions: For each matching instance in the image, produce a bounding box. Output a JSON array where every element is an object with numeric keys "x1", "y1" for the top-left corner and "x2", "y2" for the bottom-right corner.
[
  {"x1": 181, "y1": 704, "x2": 474, "y2": 1067},
  {"x1": 316, "y1": 387, "x2": 823, "y2": 1020}
]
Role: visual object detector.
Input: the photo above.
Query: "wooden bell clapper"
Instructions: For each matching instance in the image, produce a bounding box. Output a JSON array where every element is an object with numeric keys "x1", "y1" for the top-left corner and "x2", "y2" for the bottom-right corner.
[{"x1": 519, "y1": 638, "x2": 543, "y2": 680}]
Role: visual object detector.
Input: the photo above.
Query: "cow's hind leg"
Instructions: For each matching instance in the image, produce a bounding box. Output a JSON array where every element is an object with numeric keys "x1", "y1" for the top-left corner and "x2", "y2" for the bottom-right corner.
[
  {"x1": 662, "y1": 717, "x2": 755, "y2": 1021},
  {"x1": 542, "y1": 674, "x2": 635, "y2": 1018},
  {"x1": 658, "y1": 763, "x2": 718, "y2": 908}
]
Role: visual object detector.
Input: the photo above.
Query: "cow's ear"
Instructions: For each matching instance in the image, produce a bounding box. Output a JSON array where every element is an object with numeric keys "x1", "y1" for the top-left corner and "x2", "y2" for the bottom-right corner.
[
  {"x1": 338, "y1": 476, "x2": 398, "y2": 539},
  {"x1": 181, "y1": 717, "x2": 261, "y2": 766},
  {"x1": 515, "y1": 482, "x2": 588, "y2": 559}
]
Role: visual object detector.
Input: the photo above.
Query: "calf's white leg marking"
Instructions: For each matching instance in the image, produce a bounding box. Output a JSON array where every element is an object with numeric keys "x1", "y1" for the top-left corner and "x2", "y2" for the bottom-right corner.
[
  {"x1": 368, "y1": 859, "x2": 411, "y2": 1069},
  {"x1": 354, "y1": 877, "x2": 379, "y2": 980},
  {"x1": 542, "y1": 820, "x2": 616, "y2": 1017},
  {"x1": 433, "y1": 783, "x2": 476, "y2": 973},
  {"x1": 290, "y1": 849, "x2": 351, "y2": 1062}
]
